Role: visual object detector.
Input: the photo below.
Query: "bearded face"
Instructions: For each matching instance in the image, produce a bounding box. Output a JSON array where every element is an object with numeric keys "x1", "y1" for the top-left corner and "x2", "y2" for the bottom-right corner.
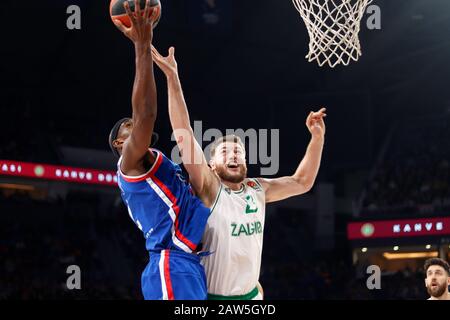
[
  {"x1": 210, "y1": 142, "x2": 248, "y2": 184},
  {"x1": 425, "y1": 266, "x2": 450, "y2": 298}
]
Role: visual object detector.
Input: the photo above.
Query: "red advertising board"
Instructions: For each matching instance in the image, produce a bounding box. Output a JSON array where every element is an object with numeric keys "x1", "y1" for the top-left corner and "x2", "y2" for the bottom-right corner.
[
  {"x1": 0, "y1": 160, "x2": 117, "y2": 186},
  {"x1": 347, "y1": 217, "x2": 450, "y2": 240}
]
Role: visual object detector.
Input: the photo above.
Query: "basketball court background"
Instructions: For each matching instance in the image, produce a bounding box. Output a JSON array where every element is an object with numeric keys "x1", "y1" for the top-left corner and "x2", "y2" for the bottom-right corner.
[{"x1": 0, "y1": 0, "x2": 449, "y2": 299}]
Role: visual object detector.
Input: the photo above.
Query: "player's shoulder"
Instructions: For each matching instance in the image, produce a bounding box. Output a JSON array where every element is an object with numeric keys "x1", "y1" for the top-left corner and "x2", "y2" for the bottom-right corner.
[
  {"x1": 151, "y1": 148, "x2": 188, "y2": 185},
  {"x1": 150, "y1": 148, "x2": 164, "y2": 159},
  {"x1": 117, "y1": 149, "x2": 167, "y2": 184},
  {"x1": 244, "y1": 178, "x2": 264, "y2": 192}
]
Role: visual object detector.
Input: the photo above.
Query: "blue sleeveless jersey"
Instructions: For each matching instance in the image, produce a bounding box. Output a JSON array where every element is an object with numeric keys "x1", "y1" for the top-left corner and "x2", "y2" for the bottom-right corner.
[{"x1": 117, "y1": 149, "x2": 210, "y2": 254}]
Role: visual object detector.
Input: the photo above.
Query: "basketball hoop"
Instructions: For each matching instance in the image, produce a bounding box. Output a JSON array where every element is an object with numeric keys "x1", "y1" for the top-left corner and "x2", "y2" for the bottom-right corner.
[{"x1": 292, "y1": 0, "x2": 372, "y2": 68}]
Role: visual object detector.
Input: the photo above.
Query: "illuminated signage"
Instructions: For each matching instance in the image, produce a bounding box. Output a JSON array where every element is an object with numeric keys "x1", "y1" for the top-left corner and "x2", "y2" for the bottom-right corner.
[
  {"x1": 0, "y1": 160, "x2": 117, "y2": 186},
  {"x1": 347, "y1": 217, "x2": 450, "y2": 240}
]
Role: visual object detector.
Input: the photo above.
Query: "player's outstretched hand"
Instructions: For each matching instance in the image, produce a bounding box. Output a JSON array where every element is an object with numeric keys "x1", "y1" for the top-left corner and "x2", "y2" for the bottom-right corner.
[
  {"x1": 306, "y1": 107, "x2": 327, "y2": 138},
  {"x1": 151, "y1": 45, "x2": 179, "y2": 77},
  {"x1": 113, "y1": 0, "x2": 159, "y2": 46}
]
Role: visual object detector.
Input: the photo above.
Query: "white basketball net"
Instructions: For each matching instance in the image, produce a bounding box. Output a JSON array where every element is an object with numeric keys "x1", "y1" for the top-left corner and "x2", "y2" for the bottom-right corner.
[{"x1": 292, "y1": 0, "x2": 372, "y2": 68}]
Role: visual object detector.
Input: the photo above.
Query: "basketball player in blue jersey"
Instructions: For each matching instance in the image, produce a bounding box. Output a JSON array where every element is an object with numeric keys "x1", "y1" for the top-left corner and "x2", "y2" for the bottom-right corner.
[{"x1": 108, "y1": 0, "x2": 210, "y2": 300}]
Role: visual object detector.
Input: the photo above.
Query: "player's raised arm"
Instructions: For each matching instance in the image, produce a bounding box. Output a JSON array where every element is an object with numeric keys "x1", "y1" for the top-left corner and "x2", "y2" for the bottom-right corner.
[
  {"x1": 151, "y1": 46, "x2": 219, "y2": 206},
  {"x1": 112, "y1": 0, "x2": 159, "y2": 173},
  {"x1": 258, "y1": 108, "x2": 326, "y2": 203}
]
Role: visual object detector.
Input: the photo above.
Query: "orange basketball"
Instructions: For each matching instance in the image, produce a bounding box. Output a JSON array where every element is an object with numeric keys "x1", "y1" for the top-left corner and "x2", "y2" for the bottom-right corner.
[{"x1": 110, "y1": 0, "x2": 161, "y2": 29}]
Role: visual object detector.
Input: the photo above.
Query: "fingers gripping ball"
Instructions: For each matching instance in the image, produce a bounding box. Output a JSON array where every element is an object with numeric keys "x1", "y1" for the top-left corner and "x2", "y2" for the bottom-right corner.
[{"x1": 110, "y1": 0, "x2": 161, "y2": 28}]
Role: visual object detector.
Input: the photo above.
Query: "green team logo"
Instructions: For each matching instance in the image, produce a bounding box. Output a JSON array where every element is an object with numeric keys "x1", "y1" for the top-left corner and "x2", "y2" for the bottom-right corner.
[
  {"x1": 34, "y1": 166, "x2": 44, "y2": 177},
  {"x1": 361, "y1": 223, "x2": 375, "y2": 237},
  {"x1": 245, "y1": 195, "x2": 258, "y2": 214},
  {"x1": 231, "y1": 221, "x2": 263, "y2": 237}
]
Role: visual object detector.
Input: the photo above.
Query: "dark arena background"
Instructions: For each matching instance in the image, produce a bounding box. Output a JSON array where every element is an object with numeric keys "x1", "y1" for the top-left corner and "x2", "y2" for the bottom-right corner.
[{"x1": 1, "y1": 0, "x2": 450, "y2": 300}]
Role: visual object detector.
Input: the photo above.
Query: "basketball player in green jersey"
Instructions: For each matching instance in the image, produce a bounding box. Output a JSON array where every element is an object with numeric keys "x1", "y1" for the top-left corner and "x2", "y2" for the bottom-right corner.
[{"x1": 152, "y1": 46, "x2": 326, "y2": 300}]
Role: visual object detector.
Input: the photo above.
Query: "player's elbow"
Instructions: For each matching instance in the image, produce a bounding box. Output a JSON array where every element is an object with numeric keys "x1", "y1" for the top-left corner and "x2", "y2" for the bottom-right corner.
[
  {"x1": 302, "y1": 181, "x2": 314, "y2": 193},
  {"x1": 293, "y1": 175, "x2": 314, "y2": 193},
  {"x1": 142, "y1": 109, "x2": 157, "y2": 121}
]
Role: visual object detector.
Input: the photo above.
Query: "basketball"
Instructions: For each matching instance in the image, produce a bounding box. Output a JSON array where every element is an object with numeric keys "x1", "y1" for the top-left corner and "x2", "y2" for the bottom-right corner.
[{"x1": 110, "y1": 0, "x2": 161, "y2": 29}]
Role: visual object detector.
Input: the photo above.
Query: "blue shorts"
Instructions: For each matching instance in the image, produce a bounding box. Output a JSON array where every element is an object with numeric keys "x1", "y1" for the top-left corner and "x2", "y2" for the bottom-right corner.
[{"x1": 141, "y1": 249, "x2": 207, "y2": 300}]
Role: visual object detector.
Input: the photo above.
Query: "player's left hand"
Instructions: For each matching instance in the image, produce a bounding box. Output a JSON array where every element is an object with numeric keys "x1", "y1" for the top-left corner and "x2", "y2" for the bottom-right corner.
[
  {"x1": 151, "y1": 45, "x2": 179, "y2": 77},
  {"x1": 306, "y1": 107, "x2": 326, "y2": 138}
]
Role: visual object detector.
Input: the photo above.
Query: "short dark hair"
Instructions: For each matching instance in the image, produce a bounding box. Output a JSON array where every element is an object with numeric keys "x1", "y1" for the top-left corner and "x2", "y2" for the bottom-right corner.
[
  {"x1": 209, "y1": 135, "x2": 245, "y2": 159},
  {"x1": 109, "y1": 118, "x2": 131, "y2": 158},
  {"x1": 424, "y1": 258, "x2": 450, "y2": 276},
  {"x1": 108, "y1": 118, "x2": 159, "y2": 159}
]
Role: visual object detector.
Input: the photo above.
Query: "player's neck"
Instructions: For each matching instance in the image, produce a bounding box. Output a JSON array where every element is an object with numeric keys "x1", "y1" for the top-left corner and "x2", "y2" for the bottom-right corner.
[{"x1": 222, "y1": 180, "x2": 244, "y2": 191}]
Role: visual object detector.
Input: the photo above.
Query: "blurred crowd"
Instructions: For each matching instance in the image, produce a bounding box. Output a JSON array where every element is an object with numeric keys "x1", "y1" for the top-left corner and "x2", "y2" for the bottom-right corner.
[
  {"x1": 0, "y1": 192, "x2": 143, "y2": 299},
  {"x1": 0, "y1": 100, "x2": 112, "y2": 164},
  {"x1": 260, "y1": 209, "x2": 429, "y2": 300},
  {"x1": 362, "y1": 114, "x2": 450, "y2": 217},
  {"x1": 261, "y1": 260, "x2": 428, "y2": 300}
]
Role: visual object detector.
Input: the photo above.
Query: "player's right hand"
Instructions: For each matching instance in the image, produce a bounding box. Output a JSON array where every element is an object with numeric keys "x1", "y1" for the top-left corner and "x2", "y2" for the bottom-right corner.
[
  {"x1": 113, "y1": 0, "x2": 159, "y2": 46},
  {"x1": 151, "y1": 46, "x2": 179, "y2": 77}
]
